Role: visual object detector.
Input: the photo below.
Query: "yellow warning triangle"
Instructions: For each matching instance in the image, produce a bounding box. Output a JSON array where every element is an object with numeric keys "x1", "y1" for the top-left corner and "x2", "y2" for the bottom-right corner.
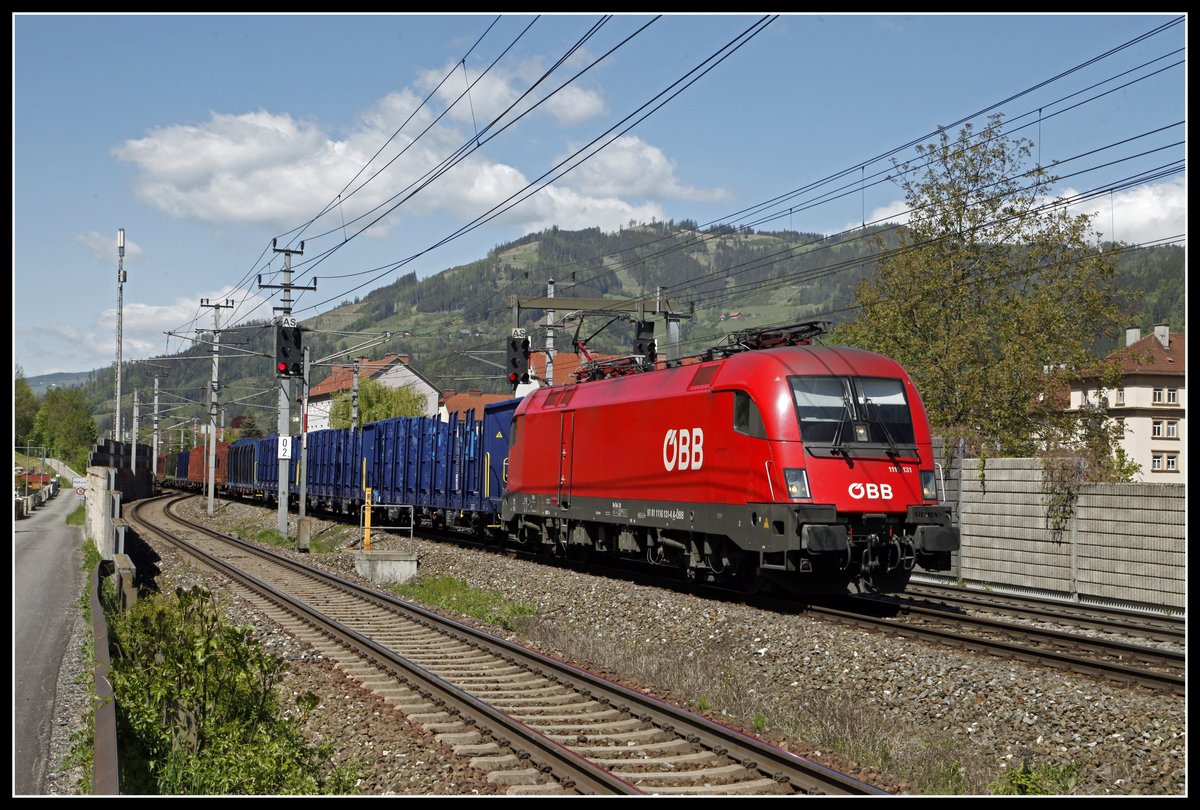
[{"x1": 496, "y1": 431, "x2": 503, "y2": 438}]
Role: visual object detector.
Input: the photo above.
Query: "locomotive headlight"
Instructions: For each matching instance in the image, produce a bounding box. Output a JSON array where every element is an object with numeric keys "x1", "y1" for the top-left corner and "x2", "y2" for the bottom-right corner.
[
  {"x1": 920, "y1": 470, "x2": 937, "y2": 500},
  {"x1": 784, "y1": 468, "x2": 811, "y2": 499}
]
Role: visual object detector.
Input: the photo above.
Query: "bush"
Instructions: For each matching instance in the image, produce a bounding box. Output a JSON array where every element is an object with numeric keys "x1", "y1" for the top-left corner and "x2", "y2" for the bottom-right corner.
[{"x1": 108, "y1": 585, "x2": 357, "y2": 794}]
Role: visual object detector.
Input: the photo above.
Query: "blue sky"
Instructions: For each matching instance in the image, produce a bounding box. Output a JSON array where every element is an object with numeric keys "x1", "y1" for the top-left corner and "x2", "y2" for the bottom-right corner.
[{"x1": 13, "y1": 13, "x2": 1187, "y2": 378}]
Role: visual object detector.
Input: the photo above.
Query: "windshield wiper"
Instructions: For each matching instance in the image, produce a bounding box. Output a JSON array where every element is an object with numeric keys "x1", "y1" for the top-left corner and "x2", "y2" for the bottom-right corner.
[
  {"x1": 830, "y1": 387, "x2": 854, "y2": 454},
  {"x1": 861, "y1": 394, "x2": 901, "y2": 457}
]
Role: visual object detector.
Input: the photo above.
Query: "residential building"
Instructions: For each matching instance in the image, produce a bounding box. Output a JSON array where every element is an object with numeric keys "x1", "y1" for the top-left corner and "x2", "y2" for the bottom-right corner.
[
  {"x1": 1068, "y1": 324, "x2": 1185, "y2": 482},
  {"x1": 305, "y1": 354, "x2": 440, "y2": 431}
]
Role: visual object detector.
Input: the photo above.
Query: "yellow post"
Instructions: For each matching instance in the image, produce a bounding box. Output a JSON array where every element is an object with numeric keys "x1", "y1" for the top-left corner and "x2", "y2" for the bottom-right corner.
[{"x1": 363, "y1": 487, "x2": 372, "y2": 551}]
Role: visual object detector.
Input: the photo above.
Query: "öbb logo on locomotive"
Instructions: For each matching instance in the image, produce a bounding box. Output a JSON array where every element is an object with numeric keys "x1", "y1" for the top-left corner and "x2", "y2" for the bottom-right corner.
[
  {"x1": 662, "y1": 428, "x2": 705, "y2": 471},
  {"x1": 847, "y1": 482, "x2": 894, "y2": 500}
]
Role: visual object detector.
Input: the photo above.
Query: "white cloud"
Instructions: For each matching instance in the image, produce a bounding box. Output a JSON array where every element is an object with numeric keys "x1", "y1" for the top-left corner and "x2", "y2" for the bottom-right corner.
[
  {"x1": 843, "y1": 176, "x2": 1186, "y2": 245},
  {"x1": 1060, "y1": 175, "x2": 1187, "y2": 246},
  {"x1": 76, "y1": 230, "x2": 145, "y2": 264},
  {"x1": 418, "y1": 56, "x2": 607, "y2": 128},
  {"x1": 862, "y1": 199, "x2": 912, "y2": 231},
  {"x1": 39, "y1": 286, "x2": 276, "y2": 377},
  {"x1": 112, "y1": 77, "x2": 709, "y2": 242},
  {"x1": 556, "y1": 135, "x2": 727, "y2": 203},
  {"x1": 542, "y1": 83, "x2": 607, "y2": 125},
  {"x1": 518, "y1": 185, "x2": 666, "y2": 233},
  {"x1": 113, "y1": 109, "x2": 389, "y2": 228}
]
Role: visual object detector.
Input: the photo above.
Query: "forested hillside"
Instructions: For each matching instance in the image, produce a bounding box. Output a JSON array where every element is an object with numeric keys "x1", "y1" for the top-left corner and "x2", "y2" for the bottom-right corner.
[{"x1": 32, "y1": 222, "x2": 1184, "y2": 441}]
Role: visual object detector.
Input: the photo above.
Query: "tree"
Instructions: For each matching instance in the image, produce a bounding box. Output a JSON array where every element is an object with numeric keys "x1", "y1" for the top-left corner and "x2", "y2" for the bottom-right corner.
[
  {"x1": 329, "y1": 377, "x2": 427, "y2": 428},
  {"x1": 14, "y1": 367, "x2": 38, "y2": 446},
  {"x1": 30, "y1": 387, "x2": 99, "y2": 473},
  {"x1": 238, "y1": 412, "x2": 264, "y2": 438},
  {"x1": 838, "y1": 114, "x2": 1123, "y2": 462}
]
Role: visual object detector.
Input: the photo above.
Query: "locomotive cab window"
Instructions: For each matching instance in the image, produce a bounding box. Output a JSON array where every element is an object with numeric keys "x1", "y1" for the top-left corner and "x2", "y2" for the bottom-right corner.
[
  {"x1": 733, "y1": 391, "x2": 768, "y2": 439},
  {"x1": 790, "y1": 375, "x2": 916, "y2": 450}
]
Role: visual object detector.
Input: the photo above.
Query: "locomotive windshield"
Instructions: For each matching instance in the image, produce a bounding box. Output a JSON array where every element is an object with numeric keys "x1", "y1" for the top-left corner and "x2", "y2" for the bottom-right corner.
[{"x1": 789, "y1": 376, "x2": 916, "y2": 451}]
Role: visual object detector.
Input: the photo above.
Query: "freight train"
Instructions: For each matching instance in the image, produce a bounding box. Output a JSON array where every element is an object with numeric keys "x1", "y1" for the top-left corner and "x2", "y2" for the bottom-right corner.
[{"x1": 157, "y1": 322, "x2": 959, "y2": 594}]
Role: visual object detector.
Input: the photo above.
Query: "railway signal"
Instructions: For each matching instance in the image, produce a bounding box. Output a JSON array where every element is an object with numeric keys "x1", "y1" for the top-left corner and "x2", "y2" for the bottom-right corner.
[
  {"x1": 276, "y1": 322, "x2": 303, "y2": 377},
  {"x1": 506, "y1": 330, "x2": 530, "y2": 389},
  {"x1": 634, "y1": 320, "x2": 656, "y2": 365}
]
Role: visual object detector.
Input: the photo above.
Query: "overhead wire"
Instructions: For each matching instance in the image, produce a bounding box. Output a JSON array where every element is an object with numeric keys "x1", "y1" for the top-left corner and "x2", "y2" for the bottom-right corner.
[
  {"x1": 156, "y1": 16, "x2": 1182, "y2": 383},
  {"x1": 190, "y1": 15, "x2": 535, "y2": 334},
  {"x1": 287, "y1": 15, "x2": 774, "y2": 317}
]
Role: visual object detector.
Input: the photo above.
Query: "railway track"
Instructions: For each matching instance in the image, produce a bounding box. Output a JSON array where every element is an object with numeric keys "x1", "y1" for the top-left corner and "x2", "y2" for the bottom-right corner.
[
  {"x1": 128, "y1": 494, "x2": 885, "y2": 796},
  {"x1": 900, "y1": 582, "x2": 1185, "y2": 643},
  {"x1": 408, "y1": 520, "x2": 1185, "y2": 696},
  {"x1": 813, "y1": 594, "x2": 1185, "y2": 696}
]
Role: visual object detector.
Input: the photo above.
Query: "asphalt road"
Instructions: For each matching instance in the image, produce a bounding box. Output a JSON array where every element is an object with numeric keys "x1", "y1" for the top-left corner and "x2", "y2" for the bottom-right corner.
[{"x1": 12, "y1": 462, "x2": 86, "y2": 796}]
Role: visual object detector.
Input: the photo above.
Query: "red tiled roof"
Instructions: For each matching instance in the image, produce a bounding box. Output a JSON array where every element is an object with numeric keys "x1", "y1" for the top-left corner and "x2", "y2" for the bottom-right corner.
[
  {"x1": 308, "y1": 355, "x2": 403, "y2": 398},
  {"x1": 440, "y1": 390, "x2": 512, "y2": 420},
  {"x1": 1109, "y1": 331, "x2": 1185, "y2": 377},
  {"x1": 530, "y1": 350, "x2": 621, "y2": 383}
]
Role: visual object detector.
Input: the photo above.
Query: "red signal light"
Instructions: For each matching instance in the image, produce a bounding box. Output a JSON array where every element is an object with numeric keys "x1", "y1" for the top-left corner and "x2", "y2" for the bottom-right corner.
[{"x1": 277, "y1": 362, "x2": 288, "y2": 374}]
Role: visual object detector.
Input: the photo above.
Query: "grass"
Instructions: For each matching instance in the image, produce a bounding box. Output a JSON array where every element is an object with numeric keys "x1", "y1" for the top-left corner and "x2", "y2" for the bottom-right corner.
[
  {"x1": 66, "y1": 505, "x2": 86, "y2": 526},
  {"x1": 233, "y1": 523, "x2": 291, "y2": 549},
  {"x1": 389, "y1": 575, "x2": 537, "y2": 632},
  {"x1": 59, "y1": 539, "x2": 104, "y2": 793}
]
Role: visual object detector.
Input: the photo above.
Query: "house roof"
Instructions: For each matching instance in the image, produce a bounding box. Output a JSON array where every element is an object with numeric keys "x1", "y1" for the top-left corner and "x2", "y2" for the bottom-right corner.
[
  {"x1": 308, "y1": 354, "x2": 405, "y2": 399},
  {"x1": 1109, "y1": 331, "x2": 1186, "y2": 378},
  {"x1": 440, "y1": 390, "x2": 513, "y2": 420},
  {"x1": 530, "y1": 350, "x2": 621, "y2": 384}
]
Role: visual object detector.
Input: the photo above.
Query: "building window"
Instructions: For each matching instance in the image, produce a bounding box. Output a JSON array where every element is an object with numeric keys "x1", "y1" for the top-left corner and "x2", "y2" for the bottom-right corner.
[
  {"x1": 1152, "y1": 454, "x2": 1163, "y2": 471},
  {"x1": 1166, "y1": 421, "x2": 1178, "y2": 438},
  {"x1": 1166, "y1": 455, "x2": 1178, "y2": 472},
  {"x1": 1153, "y1": 388, "x2": 1164, "y2": 403},
  {"x1": 1152, "y1": 420, "x2": 1163, "y2": 437},
  {"x1": 1115, "y1": 388, "x2": 1125, "y2": 406},
  {"x1": 1167, "y1": 388, "x2": 1178, "y2": 404}
]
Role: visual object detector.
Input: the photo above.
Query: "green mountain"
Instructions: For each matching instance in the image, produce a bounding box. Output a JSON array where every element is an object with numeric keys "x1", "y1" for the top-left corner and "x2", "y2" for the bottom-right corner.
[{"x1": 25, "y1": 223, "x2": 1185, "y2": 442}]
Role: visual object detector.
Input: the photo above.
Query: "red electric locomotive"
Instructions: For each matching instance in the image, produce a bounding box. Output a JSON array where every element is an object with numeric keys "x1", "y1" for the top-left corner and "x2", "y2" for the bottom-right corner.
[{"x1": 502, "y1": 322, "x2": 959, "y2": 594}]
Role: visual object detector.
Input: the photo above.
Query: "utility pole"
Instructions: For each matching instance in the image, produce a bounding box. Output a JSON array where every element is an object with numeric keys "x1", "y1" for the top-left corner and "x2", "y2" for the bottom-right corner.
[
  {"x1": 658, "y1": 286, "x2": 681, "y2": 362},
  {"x1": 132, "y1": 390, "x2": 140, "y2": 473},
  {"x1": 260, "y1": 240, "x2": 315, "y2": 537},
  {"x1": 545, "y1": 279, "x2": 556, "y2": 385},
  {"x1": 113, "y1": 228, "x2": 126, "y2": 442},
  {"x1": 200, "y1": 298, "x2": 234, "y2": 516},
  {"x1": 299, "y1": 346, "x2": 310, "y2": 519},
  {"x1": 149, "y1": 371, "x2": 168, "y2": 477},
  {"x1": 351, "y1": 356, "x2": 362, "y2": 431}
]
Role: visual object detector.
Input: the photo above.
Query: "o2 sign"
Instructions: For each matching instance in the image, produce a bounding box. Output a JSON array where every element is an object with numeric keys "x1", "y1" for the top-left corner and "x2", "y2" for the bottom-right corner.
[
  {"x1": 848, "y1": 482, "x2": 893, "y2": 500},
  {"x1": 663, "y1": 428, "x2": 704, "y2": 471}
]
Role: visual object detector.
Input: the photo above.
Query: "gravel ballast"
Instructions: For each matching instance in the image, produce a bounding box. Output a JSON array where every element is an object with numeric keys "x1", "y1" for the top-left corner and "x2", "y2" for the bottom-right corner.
[{"x1": 52, "y1": 497, "x2": 1185, "y2": 795}]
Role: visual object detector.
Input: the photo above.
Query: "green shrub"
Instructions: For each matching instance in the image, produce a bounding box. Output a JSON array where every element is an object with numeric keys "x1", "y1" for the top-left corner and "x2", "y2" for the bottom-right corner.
[
  {"x1": 108, "y1": 585, "x2": 357, "y2": 795},
  {"x1": 989, "y1": 759, "x2": 1082, "y2": 795}
]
